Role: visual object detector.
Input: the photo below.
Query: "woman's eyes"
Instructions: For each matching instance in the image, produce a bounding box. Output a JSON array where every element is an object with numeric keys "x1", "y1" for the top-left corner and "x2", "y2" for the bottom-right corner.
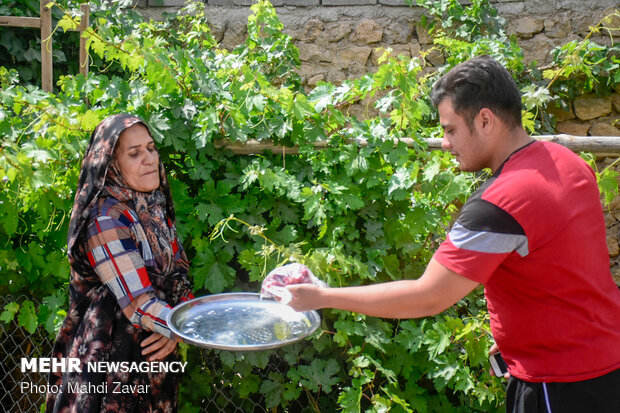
[{"x1": 127, "y1": 147, "x2": 156, "y2": 158}]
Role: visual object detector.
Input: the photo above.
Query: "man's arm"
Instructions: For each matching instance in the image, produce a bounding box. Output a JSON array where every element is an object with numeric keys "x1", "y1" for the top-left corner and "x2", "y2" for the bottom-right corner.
[{"x1": 286, "y1": 258, "x2": 479, "y2": 318}]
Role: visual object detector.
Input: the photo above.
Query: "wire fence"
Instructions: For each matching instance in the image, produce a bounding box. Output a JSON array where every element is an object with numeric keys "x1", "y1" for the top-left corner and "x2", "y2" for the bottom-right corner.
[
  {"x1": 0, "y1": 295, "x2": 52, "y2": 413},
  {"x1": 0, "y1": 295, "x2": 317, "y2": 412}
]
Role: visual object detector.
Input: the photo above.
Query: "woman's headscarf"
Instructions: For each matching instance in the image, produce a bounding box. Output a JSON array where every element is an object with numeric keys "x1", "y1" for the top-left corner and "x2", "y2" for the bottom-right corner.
[{"x1": 67, "y1": 114, "x2": 180, "y2": 274}]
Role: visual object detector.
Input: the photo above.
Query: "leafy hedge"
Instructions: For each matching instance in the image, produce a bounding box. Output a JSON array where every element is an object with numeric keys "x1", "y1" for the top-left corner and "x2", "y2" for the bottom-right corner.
[{"x1": 1, "y1": 0, "x2": 618, "y2": 411}]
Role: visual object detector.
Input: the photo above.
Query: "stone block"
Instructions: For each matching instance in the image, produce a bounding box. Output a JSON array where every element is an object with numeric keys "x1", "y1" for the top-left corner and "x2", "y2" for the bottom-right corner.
[
  {"x1": 571, "y1": 12, "x2": 607, "y2": 37},
  {"x1": 322, "y1": 0, "x2": 377, "y2": 5},
  {"x1": 556, "y1": 120, "x2": 590, "y2": 136},
  {"x1": 320, "y1": 22, "x2": 352, "y2": 43},
  {"x1": 409, "y1": 40, "x2": 421, "y2": 57},
  {"x1": 209, "y1": 24, "x2": 226, "y2": 43},
  {"x1": 523, "y1": 0, "x2": 557, "y2": 14},
  {"x1": 520, "y1": 34, "x2": 556, "y2": 64},
  {"x1": 611, "y1": 93, "x2": 620, "y2": 113},
  {"x1": 507, "y1": 17, "x2": 544, "y2": 38},
  {"x1": 589, "y1": 118, "x2": 620, "y2": 137},
  {"x1": 546, "y1": 103, "x2": 575, "y2": 123},
  {"x1": 415, "y1": 23, "x2": 433, "y2": 45},
  {"x1": 334, "y1": 46, "x2": 372, "y2": 69},
  {"x1": 299, "y1": 62, "x2": 327, "y2": 84},
  {"x1": 426, "y1": 48, "x2": 444, "y2": 66},
  {"x1": 602, "y1": 8, "x2": 620, "y2": 32},
  {"x1": 544, "y1": 16, "x2": 572, "y2": 39},
  {"x1": 326, "y1": 70, "x2": 346, "y2": 84},
  {"x1": 271, "y1": 0, "x2": 320, "y2": 6},
  {"x1": 608, "y1": 232, "x2": 620, "y2": 256},
  {"x1": 300, "y1": 19, "x2": 325, "y2": 42},
  {"x1": 298, "y1": 43, "x2": 331, "y2": 63},
  {"x1": 307, "y1": 73, "x2": 325, "y2": 87},
  {"x1": 494, "y1": 2, "x2": 526, "y2": 15},
  {"x1": 574, "y1": 94, "x2": 612, "y2": 121},
  {"x1": 383, "y1": 18, "x2": 413, "y2": 44},
  {"x1": 378, "y1": 0, "x2": 411, "y2": 5},
  {"x1": 611, "y1": 264, "x2": 620, "y2": 287},
  {"x1": 558, "y1": 0, "x2": 615, "y2": 10},
  {"x1": 149, "y1": 0, "x2": 186, "y2": 6},
  {"x1": 207, "y1": 0, "x2": 255, "y2": 5},
  {"x1": 221, "y1": 21, "x2": 247, "y2": 49},
  {"x1": 351, "y1": 19, "x2": 384, "y2": 44}
]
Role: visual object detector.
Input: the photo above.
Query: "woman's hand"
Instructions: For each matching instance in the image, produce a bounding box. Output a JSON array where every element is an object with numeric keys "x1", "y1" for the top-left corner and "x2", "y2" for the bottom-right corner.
[{"x1": 140, "y1": 332, "x2": 180, "y2": 361}]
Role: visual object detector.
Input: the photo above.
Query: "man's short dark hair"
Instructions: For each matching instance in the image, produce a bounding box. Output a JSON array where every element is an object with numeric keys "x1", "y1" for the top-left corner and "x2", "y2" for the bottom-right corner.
[{"x1": 430, "y1": 55, "x2": 523, "y2": 130}]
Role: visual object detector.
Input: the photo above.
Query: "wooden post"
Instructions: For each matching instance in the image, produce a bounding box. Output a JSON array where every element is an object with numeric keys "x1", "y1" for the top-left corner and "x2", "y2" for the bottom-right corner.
[
  {"x1": 214, "y1": 135, "x2": 620, "y2": 156},
  {"x1": 0, "y1": 17, "x2": 40, "y2": 28},
  {"x1": 79, "y1": 3, "x2": 90, "y2": 77},
  {"x1": 40, "y1": 0, "x2": 53, "y2": 92},
  {"x1": 1, "y1": 1, "x2": 89, "y2": 92}
]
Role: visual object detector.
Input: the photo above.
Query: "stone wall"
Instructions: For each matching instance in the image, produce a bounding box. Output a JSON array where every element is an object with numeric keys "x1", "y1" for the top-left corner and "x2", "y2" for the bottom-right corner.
[
  {"x1": 137, "y1": 0, "x2": 620, "y2": 136},
  {"x1": 549, "y1": 89, "x2": 620, "y2": 137},
  {"x1": 138, "y1": 1, "x2": 618, "y2": 81}
]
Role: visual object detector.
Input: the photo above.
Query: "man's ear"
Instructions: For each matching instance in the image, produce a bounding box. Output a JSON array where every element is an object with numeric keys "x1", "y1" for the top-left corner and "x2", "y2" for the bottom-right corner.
[{"x1": 477, "y1": 108, "x2": 495, "y2": 132}]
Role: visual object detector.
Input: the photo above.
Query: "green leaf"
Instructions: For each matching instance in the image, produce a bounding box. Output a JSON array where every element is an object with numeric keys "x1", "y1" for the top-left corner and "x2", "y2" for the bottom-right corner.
[
  {"x1": 338, "y1": 385, "x2": 363, "y2": 411},
  {"x1": 598, "y1": 168, "x2": 619, "y2": 205},
  {"x1": 17, "y1": 300, "x2": 38, "y2": 334},
  {"x1": 204, "y1": 261, "x2": 236, "y2": 293},
  {"x1": 259, "y1": 374, "x2": 283, "y2": 408},
  {"x1": 388, "y1": 166, "x2": 414, "y2": 200},
  {"x1": 57, "y1": 14, "x2": 78, "y2": 32},
  {"x1": 238, "y1": 248, "x2": 266, "y2": 282},
  {"x1": 233, "y1": 373, "x2": 260, "y2": 398},
  {"x1": 292, "y1": 358, "x2": 340, "y2": 393},
  {"x1": 292, "y1": 95, "x2": 313, "y2": 120},
  {"x1": 422, "y1": 154, "x2": 442, "y2": 182},
  {"x1": 308, "y1": 83, "x2": 334, "y2": 112},
  {"x1": 0, "y1": 302, "x2": 20, "y2": 323}
]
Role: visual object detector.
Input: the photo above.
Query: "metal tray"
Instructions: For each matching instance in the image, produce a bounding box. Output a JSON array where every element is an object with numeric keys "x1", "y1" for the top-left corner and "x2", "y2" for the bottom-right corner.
[{"x1": 167, "y1": 293, "x2": 320, "y2": 351}]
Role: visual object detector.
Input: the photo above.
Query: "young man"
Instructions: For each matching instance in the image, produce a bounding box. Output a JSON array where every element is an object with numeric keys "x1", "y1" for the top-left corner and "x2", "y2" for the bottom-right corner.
[{"x1": 286, "y1": 55, "x2": 620, "y2": 412}]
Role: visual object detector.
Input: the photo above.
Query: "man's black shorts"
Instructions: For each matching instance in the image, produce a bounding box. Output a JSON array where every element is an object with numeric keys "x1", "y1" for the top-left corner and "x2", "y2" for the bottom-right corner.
[{"x1": 506, "y1": 368, "x2": 620, "y2": 413}]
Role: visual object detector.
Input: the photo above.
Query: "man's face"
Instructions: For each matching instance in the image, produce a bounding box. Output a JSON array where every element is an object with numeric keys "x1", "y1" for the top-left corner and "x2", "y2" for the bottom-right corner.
[{"x1": 437, "y1": 99, "x2": 489, "y2": 172}]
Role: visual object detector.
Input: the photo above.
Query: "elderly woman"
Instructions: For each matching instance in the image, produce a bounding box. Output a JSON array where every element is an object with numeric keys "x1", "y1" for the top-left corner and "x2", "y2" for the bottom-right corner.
[{"x1": 46, "y1": 114, "x2": 194, "y2": 413}]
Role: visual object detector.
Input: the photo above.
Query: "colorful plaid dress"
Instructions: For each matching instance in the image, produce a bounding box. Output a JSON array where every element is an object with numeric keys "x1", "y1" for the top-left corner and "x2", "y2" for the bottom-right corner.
[
  {"x1": 86, "y1": 196, "x2": 189, "y2": 339},
  {"x1": 46, "y1": 114, "x2": 193, "y2": 413}
]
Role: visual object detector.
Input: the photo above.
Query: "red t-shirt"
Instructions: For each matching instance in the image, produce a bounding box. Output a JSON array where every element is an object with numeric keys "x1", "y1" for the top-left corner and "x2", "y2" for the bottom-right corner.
[{"x1": 434, "y1": 141, "x2": 620, "y2": 382}]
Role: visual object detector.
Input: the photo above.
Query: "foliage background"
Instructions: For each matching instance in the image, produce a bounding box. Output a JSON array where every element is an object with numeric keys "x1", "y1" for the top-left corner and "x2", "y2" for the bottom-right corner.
[{"x1": 0, "y1": 0, "x2": 618, "y2": 411}]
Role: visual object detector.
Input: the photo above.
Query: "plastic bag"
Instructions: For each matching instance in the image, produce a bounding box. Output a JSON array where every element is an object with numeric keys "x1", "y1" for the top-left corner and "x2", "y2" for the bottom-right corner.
[{"x1": 260, "y1": 263, "x2": 326, "y2": 305}]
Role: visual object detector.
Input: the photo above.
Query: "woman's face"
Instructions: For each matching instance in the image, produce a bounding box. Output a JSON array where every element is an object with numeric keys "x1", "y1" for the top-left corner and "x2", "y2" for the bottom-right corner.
[{"x1": 114, "y1": 123, "x2": 160, "y2": 192}]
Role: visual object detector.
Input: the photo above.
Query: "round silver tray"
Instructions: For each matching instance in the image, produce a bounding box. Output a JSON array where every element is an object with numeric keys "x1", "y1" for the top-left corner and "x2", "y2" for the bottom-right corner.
[{"x1": 167, "y1": 293, "x2": 320, "y2": 351}]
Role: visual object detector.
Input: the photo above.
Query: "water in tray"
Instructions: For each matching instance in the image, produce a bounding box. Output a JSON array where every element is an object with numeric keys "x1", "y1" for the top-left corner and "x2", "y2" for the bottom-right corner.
[{"x1": 179, "y1": 300, "x2": 313, "y2": 347}]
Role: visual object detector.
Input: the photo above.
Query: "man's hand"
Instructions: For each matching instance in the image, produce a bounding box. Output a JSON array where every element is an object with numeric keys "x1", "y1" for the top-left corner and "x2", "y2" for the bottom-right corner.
[
  {"x1": 140, "y1": 332, "x2": 180, "y2": 361},
  {"x1": 286, "y1": 283, "x2": 324, "y2": 312},
  {"x1": 489, "y1": 342, "x2": 511, "y2": 379}
]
